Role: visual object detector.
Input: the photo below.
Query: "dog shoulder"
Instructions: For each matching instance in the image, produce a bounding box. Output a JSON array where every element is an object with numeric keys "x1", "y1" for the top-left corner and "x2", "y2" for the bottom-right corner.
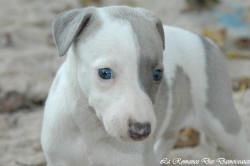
[
  {"x1": 162, "y1": 25, "x2": 207, "y2": 90},
  {"x1": 44, "y1": 63, "x2": 67, "y2": 109}
]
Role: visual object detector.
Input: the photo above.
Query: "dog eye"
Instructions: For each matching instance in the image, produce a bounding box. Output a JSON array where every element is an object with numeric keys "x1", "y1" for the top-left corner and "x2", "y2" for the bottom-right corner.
[
  {"x1": 98, "y1": 68, "x2": 113, "y2": 79},
  {"x1": 153, "y1": 69, "x2": 162, "y2": 81}
]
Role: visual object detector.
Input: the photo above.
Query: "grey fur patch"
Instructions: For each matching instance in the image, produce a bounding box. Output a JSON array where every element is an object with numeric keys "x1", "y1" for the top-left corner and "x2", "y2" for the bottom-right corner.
[
  {"x1": 201, "y1": 36, "x2": 242, "y2": 134},
  {"x1": 154, "y1": 78, "x2": 169, "y2": 136},
  {"x1": 52, "y1": 7, "x2": 101, "y2": 56},
  {"x1": 169, "y1": 66, "x2": 193, "y2": 128},
  {"x1": 105, "y1": 6, "x2": 165, "y2": 101}
]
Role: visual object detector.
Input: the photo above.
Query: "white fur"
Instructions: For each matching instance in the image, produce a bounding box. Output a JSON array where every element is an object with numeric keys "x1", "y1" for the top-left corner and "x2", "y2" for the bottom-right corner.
[
  {"x1": 156, "y1": 26, "x2": 208, "y2": 139},
  {"x1": 41, "y1": 9, "x2": 156, "y2": 166},
  {"x1": 155, "y1": 25, "x2": 250, "y2": 162},
  {"x1": 41, "y1": 9, "x2": 250, "y2": 166}
]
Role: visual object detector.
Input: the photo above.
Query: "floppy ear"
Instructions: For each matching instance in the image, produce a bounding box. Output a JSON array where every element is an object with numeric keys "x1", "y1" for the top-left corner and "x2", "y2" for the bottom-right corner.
[
  {"x1": 155, "y1": 20, "x2": 165, "y2": 50},
  {"x1": 52, "y1": 8, "x2": 94, "y2": 56}
]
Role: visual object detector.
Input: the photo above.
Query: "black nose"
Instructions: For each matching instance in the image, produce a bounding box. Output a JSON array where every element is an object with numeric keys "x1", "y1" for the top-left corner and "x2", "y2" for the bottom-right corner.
[{"x1": 128, "y1": 119, "x2": 151, "y2": 141}]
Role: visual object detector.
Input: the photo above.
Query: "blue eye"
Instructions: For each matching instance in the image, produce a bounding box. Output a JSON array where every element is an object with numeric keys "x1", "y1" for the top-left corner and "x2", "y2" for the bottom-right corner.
[
  {"x1": 98, "y1": 68, "x2": 113, "y2": 79},
  {"x1": 153, "y1": 69, "x2": 162, "y2": 81}
]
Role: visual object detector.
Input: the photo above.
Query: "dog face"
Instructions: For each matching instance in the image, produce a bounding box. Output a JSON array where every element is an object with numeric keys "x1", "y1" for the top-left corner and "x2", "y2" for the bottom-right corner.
[{"x1": 52, "y1": 6, "x2": 165, "y2": 141}]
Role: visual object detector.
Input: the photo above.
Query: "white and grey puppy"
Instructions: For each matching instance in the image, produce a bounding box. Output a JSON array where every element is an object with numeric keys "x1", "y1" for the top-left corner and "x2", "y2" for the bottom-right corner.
[{"x1": 41, "y1": 6, "x2": 250, "y2": 166}]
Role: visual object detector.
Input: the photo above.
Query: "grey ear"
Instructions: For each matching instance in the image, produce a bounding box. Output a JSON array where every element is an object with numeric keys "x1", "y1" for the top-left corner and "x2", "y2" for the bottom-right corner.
[
  {"x1": 156, "y1": 20, "x2": 165, "y2": 50},
  {"x1": 52, "y1": 8, "x2": 94, "y2": 56}
]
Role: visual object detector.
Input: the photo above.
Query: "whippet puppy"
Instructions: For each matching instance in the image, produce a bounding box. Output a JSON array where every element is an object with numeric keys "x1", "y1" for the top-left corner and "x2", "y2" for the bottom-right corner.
[{"x1": 41, "y1": 6, "x2": 250, "y2": 166}]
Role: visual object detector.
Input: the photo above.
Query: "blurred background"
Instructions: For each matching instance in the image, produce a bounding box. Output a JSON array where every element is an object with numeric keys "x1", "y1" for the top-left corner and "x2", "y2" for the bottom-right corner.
[{"x1": 0, "y1": 0, "x2": 249, "y2": 165}]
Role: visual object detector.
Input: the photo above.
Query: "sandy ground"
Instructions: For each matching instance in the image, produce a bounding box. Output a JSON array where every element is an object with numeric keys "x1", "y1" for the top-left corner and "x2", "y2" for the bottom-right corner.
[{"x1": 0, "y1": 0, "x2": 250, "y2": 165}]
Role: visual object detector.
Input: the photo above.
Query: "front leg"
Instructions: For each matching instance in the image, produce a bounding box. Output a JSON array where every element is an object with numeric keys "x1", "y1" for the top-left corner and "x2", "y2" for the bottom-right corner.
[
  {"x1": 154, "y1": 129, "x2": 179, "y2": 165},
  {"x1": 143, "y1": 138, "x2": 159, "y2": 166},
  {"x1": 86, "y1": 142, "x2": 145, "y2": 166}
]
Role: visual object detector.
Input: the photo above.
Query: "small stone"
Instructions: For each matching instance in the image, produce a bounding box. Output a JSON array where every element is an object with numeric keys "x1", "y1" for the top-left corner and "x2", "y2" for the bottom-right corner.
[
  {"x1": 235, "y1": 37, "x2": 250, "y2": 50},
  {"x1": 232, "y1": 78, "x2": 250, "y2": 92},
  {"x1": 174, "y1": 127, "x2": 200, "y2": 149},
  {"x1": 0, "y1": 91, "x2": 30, "y2": 113},
  {"x1": 183, "y1": 0, "x2": 220, "y2": 11},
  {"x1": 0, "y1": 32, "x2": 13, "y2": 47}
]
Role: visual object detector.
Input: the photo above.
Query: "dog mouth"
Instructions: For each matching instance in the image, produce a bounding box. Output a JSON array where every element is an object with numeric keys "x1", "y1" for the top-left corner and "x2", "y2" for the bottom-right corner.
[
  {"x1": 128, "y1": 132, "x2": 150, "y2": 141},
  {"x1": 119, "y1": 132, "x2": 149, "y2": 142}
]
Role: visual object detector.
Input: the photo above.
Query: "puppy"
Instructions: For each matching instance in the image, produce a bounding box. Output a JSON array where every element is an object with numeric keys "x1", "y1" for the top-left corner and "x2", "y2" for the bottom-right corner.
[{"x1": 41, "y1": 6, "x2": 250, "y2": 166}]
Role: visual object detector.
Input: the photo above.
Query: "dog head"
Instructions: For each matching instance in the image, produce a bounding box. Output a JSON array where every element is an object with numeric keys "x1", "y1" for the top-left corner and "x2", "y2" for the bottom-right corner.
[{"x1": 52, "y1": 6, "x2": 165, "y2": 141}]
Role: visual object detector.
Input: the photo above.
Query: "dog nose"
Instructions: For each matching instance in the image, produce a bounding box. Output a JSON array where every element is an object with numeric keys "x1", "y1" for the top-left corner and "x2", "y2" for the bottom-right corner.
[{"x1": 128, "y1": 119, "x2": 151, "y2": 140}]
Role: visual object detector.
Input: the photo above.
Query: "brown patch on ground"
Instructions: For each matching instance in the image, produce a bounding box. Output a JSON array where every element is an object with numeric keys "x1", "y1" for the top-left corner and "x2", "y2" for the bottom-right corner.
[
  {"x1": 174, "y1": 127, "x2": 200, "y2": 149},
  {"x1": 0, "y1": 91, "x2": 45, "y2": 113}
]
